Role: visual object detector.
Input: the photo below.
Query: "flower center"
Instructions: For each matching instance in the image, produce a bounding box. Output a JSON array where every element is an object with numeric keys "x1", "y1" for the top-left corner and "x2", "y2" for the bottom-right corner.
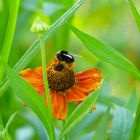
[{"x1": 47, "y1": 64, "x2": 75, "y2": 91}]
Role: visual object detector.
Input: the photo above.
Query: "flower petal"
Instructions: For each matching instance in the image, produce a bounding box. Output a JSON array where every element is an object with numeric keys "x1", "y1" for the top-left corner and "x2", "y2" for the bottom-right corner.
[
  {"x1": 50, "y1": 90, "x2": 67, "y2": 120},
  {"x1": 75, "y1": 68, "x2": 103, "y2": 93},
  {"x1": 66, "y1": 86, "x2": 87, "y2": 102},
  {"x1": 20, "y1": 67, "x2": 45, "y2": 96},
  {"x1": 75, "y1": 68, "x2": 103, "y2": 81}
]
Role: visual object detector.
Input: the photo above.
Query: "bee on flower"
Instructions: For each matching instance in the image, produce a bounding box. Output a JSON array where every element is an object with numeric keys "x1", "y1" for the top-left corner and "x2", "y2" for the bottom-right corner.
[{"x1": 20, "y1": 50, "x2": 103, "y2": 120}]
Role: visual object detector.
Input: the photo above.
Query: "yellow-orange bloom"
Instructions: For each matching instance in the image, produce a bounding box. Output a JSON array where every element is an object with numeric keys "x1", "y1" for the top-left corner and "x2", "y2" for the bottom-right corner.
[{"x1": 20, "y1": 51, "x2": 103, "y2": 120}]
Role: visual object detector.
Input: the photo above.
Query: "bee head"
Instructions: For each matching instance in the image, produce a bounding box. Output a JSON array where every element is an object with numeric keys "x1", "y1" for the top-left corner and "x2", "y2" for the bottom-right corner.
[{"x1": 56, "y1": 50, "x2": 74, "y2": 63}]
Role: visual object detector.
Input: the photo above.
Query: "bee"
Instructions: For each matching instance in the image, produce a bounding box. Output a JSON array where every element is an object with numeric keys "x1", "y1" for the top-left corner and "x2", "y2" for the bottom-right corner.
[{"x1": 53, "y1": 50, "x2": 75, "y2": 71}]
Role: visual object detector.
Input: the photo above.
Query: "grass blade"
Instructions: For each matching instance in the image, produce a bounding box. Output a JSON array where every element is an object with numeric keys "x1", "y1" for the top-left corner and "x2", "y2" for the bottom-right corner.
[
  {"x1": 40, "y1": 36, "x2": 55, "y2": 139},
  {"x1": 0, "y1": 58, "x2": 55, "y2": 140},
  {"x1": 129, "y1": 99, "x2": 140, "y2": 140},
  {"x1": 0, "y1": 0, "x2": 85, "y2": 96},
  {"x1": 60, "y1": 90, "x2": 100, "y2": 138},
  {"x1": 112, "y1": 107, "x2": 134, "y2": 140},
  {"x1": 3, "y1": 112, "x2": 18, "y2": 140},
  {"x1": 0, "y1": 0, "x2": 20, "y2": 84},
  {"x1": 124, "y1": 90, "x2": 138, "y2": 113},
  {"x1": 4, "y1": 112, "x2": 18, "y2": 132},
  {"x1": 128, "y1": 0, "x2": 140, "y2": 32},
  {"x1": 71, "y1": 26, "x2": 140, "y2": 81},
  {"x1": 92, "y1": 107, "x2": 110, "y2": 140}
]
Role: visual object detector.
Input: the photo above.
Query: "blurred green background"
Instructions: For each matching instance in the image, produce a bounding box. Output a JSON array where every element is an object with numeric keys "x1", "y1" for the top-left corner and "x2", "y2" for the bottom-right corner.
[{"x1": 0, "y1": 0, "x2": 140, "y2": 139}]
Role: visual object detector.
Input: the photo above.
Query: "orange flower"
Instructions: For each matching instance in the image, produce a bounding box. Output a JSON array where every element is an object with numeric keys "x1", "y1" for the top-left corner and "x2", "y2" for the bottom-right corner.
[{"x1": 20, "y1": 51, "x2": 103, "y2": 120}]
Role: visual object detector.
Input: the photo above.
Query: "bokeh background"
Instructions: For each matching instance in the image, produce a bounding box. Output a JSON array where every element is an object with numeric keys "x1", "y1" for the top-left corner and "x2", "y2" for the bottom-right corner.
[{"x1": 0, "y1": 0, "x2": 140, "y2": 139}]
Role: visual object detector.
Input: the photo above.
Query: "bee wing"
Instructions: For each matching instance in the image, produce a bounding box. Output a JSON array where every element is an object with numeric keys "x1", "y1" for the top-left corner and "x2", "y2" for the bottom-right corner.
[{"x1": 71, "y1": 54, "x2": 82, "y2": 58}]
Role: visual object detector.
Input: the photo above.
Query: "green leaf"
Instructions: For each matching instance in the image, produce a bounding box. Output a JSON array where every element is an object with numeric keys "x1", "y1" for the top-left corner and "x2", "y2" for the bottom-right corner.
[
  {"x1": 0, "y1": 112, "x2": 17, "y2": 140},
  {"x1": 92, "y1": 107, "x2": 110, "y2": 140},
  {"x1": 124, "y1": 90, "x2": 138, "y2": 113},
  {"x1": 0, "y1": 58, "x2": 55, "y2": 140},
  {"x1": 60, "y1": 90, "x2": 100, "y2": 138},
  {"x1": 129, "y1": 99, "x2": 140, "y2": 140},
  {"x1": 0, "y1": 0, "x2": 20, "y2": 84},
  {"x1": 2, "y1": 112, "x2": 18, "y2": 140},
  {"x1": 0, "y1": 0, "x2": 85, "y2": 96},
  {"x1": 4, "y1": 112, "x2": 18, "y2": 133},
  {"x1": 112, "y1": 107, "x2": 134, "y2": 140},
  {"x1": 128, "y1": 0, "x2": 140, "y2": 32},
  {"x1": 0, "y1": 115, "x2": 4, "y2": 132},
  {"x1": 71, "y1": 26, "x2": 140, "y2": 81}
]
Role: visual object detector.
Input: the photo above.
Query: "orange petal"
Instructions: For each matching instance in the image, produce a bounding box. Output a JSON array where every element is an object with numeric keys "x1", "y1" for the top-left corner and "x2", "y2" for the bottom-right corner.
[
  {"x1": 75, "y1": 68, "x2": 103, "y2": 93},
  {"x1": 76, "y1": 82, "x2": 101, "y2": 93},
  {"x1": 50, "y1": 90, "x2": 67, "y2": 120},
  {"x1": 75, "y1": 68, "x2": 103, "y2": 81},
  {"x1": 66, "y1": 86, "x2": 87, "y2": 102},
  {"x1": 20, "y1": 67, "x2": 45, "y2": 96}
]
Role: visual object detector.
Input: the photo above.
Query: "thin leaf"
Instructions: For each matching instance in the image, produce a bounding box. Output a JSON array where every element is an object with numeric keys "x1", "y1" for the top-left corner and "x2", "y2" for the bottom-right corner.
[
  {"x1": 128, "y1": 0, "x2": 140, "y2": 32},
  {"x1": 0, "y1": 115, "x2": 4, "y2": 132},
  {"x1": 3, "y1": 112, "x2": 18, "y2": 140},
  {"x1": 0, "y1": 0, "x2": 20, "y2": 84},
  {"x1": 124, "y1": 89, "x2": 138, "y2": 113},
  {"x1": 0, "y1": 0, "x2": 85, "y2": 96},
  {"x1": 129, "y1": 99, "x2": 140, "y2": 140},
  {"x1": 40, "y1": 37, "x2": 55, "y2": 139},
  {"x1": 71, "y1": 26, "x2": 140, "y2": 81},
  {"x1": 60, "y1": 90, "x2": 100, "y2": 138},
  {"x1": 4, "y1": 112, "x2": 18, "y2": 132},
  {"x1": 112, "y1": 107, "x2": 134, "y2": 140},
  {"x1": 92, "y1": 107, "x2": 110, "y2": 140},
  {"x1": 0, "y1": 58, "x2": 55, "y2": 140}
]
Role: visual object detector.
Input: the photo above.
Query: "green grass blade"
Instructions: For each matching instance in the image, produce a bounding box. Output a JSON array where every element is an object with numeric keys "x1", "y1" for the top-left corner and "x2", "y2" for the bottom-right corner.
[
  {"x1": 4, "y1": 112, "x2": 18, "y2": 133},
  {"x1": 129, "y1": 99, "x2": 140, "y2": 140},
  {"x1": 0, "y1": 0, "x2": 20, "y2": 84},
  {"x1": 124, "y1": 90, "x2": 138, "y2": 113},
  {"x1": 60, "y1": 90, "x2": 100, "y2": 138},
  {"x1": 2, "y1": 112, "x2": 18, "y2": 140},
  {"x1": 92, "y1": 107, "x2": 110, "y2": 140},
  {"x1": 0, "y1": 58, "x2": 54, "y2": 140},
  {"x1": 112, "y1": 107, "x2": 134, "y2": 140},
  {"x1": 71, "y1": 26, "x2": 140, "y2": 81},
  {"x1": 128, "y1": 0, "x2": 140, "y2": 32},
  {"x1": 0, "y1": 115, "x2": 4, "y2": 132},
  {"x1": 40, "y1": 37, "x2": 55, "y2": 140},
  {"x1": 0, "y1": 0, "x2": 85, "y2": 96}
]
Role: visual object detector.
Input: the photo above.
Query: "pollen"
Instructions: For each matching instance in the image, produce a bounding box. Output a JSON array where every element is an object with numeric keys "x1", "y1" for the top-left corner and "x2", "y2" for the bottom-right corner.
[{"x1": 47, "y1": 64, "x2": 75, "y2": 92}]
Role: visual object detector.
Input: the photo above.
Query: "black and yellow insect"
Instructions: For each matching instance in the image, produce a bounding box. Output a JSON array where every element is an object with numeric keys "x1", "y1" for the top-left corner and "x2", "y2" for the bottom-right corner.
[{"x1": 54, "y1": 50, "x2": 75, "y2": 71}]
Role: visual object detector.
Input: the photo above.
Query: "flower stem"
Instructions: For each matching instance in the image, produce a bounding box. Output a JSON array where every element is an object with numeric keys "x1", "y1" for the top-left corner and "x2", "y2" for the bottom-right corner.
[{"x1": 40, "y1": 36, "x2": 55, "y2": 140}]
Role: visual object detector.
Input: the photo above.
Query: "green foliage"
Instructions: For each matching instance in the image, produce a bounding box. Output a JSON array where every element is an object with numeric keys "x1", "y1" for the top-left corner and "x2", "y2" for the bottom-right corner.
[
  {"x1": 112, "y1": 107, "x2": 134, "y2": 140},
  {"x1": 128, "y1": 0, "x2": 140, "y2": 32},
  {"x1": 92, "y1": 107, "x2": 110, "y2": 140},
  {"x1": 60, "y1": 90, "x2": 100, "y2": 138},
  {"x1": 124, "y1": 90, "x2": 138, "y2": 113},
  {"x1": 0, "y1": 58, "x2": 55, "y2": 140},
  {"x1": 0, "y1": 112, "x2": 18, "y2": 140},
  {"x1": 0, "y1": 0, "x2": 20, "y2": 84},
  {"x1": 71, "y1": 26, "x2": 140, "y2": 81},
  {"x1": 130, "y1": 99, "x2": 140, "y2": 140}
]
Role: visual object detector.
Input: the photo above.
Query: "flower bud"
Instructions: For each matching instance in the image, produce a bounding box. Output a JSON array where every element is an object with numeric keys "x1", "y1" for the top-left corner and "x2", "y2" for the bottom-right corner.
[{"x1": 31, "y1": 16, "x2": 50, "y2": 35}]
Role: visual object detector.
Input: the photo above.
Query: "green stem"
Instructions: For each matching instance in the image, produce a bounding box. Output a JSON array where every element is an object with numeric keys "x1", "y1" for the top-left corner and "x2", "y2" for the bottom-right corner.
[
  {"x1": 59, "y1": 121, "x2": 68, "y2": 140},
  {"x1": 0, "y1": 0, "x2": 20, "y2": 84},
  {"x1": 40, "y1": 36, "x2": 55, "y2": 140},
  {"x1": 63, "y1": 121, "x2": 68, "y2": 140}
]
